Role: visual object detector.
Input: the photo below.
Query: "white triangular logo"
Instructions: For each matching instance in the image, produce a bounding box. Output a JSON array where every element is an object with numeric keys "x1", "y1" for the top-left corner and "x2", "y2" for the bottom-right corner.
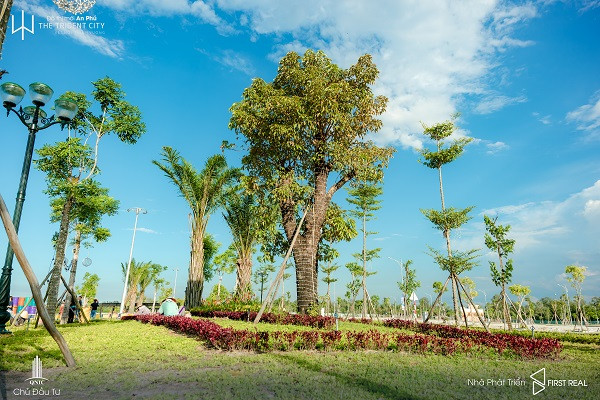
[
  {"x1": 530, "y1": 368, "x2": 546, "y2": 395},
  {"x1": 533, "y1": 380, "x2": 545, "y2": 395}
]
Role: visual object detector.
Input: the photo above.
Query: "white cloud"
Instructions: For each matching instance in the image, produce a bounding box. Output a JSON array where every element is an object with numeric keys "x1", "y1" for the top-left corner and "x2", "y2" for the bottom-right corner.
[
  {"x1": 533, "y1": 112, "x2": 552, "y2": 125},
  {"x1": 197, "y1": 48, "x2": 255, "y2": 75},
  {"x1": 485, "y1": 141, "x2": 509, "y2": 154},
  {"x1": 216, "y1": 0, "x2": 538, "y2": 149},
  {"x1": 480, "y1": 180, "x2": 600, "y2": 250},
  {"x1": 99, "y1": 0, "x2": 233, "y2": 33},
  {"x1": 129, "y1": 227, "x2": 159, "y2": 234},
  {"x1": 566, "y1": 91, "x2": 600, "y2": 138},
  {"x1": 16, "y1": 0, "x2": 125, "y2": 58},
  {"x1": 475, "y1": 94, "x2": 527, "y2": 114}
]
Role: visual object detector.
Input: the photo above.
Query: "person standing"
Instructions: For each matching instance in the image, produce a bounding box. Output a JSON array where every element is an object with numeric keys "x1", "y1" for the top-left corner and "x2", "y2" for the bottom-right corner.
[
  {"x1": 68, "y1": 298, "x2": 76, "y2": 323},
  {"x1": 90, "y1": 299, "x2": 99, "y2": 319}
]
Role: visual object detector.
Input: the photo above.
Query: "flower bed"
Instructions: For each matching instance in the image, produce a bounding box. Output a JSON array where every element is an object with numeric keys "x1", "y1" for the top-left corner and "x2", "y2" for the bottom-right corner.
[
  {"x1": 128, "y1": 314, "x2": 560, "y2": 358},
  {"x1": 190, "y1": 310, "x2": 335, "y2": 329},
  {"x1": 382, "y1": 319, "x2": 562, "y2": 359}
]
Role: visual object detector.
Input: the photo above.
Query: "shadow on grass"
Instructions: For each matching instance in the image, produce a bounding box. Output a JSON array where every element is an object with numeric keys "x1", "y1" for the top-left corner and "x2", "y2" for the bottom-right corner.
[{"x1": 272, "y1": 353, "x2": 418, "y2": 400}]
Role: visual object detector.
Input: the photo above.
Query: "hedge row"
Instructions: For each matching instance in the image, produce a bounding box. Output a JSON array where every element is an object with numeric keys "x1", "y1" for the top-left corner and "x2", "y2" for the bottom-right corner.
[{"x1": 129, "y1": 314, "x2": 560, "y2": 358}]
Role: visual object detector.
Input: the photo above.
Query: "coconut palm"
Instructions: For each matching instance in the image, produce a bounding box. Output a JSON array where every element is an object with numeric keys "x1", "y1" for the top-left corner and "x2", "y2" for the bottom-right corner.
[{"x1": 153, "y1": 148, "x2": 238, "y2": 308}]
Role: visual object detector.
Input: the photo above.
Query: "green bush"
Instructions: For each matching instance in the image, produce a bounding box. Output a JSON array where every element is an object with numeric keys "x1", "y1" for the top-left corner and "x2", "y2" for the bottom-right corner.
[{"x1": 190, "y1": 300, "x2": 261, "y2": 314}]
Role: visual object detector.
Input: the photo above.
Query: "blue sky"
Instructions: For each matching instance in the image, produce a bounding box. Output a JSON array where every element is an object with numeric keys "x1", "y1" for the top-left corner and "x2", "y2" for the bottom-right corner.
[{"x1": 1, "y1": 0, "x2": 599, "y2": 306}]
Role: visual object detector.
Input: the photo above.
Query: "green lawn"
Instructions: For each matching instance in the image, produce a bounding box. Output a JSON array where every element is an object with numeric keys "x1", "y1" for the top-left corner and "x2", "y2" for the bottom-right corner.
[{"x1": 1, "y1": 320, "x2": 598, "y2": 400}]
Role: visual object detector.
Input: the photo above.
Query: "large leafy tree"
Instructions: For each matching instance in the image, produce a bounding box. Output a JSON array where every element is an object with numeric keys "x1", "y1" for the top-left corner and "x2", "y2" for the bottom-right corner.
[
  {"x1": 229, "y1": 50, "x2": 394, "y2": 313},
  {"x1": 35, "y1": 77, "x2": 145, "y2": 316},
  {"x1": 347, "y1": 182, "x2": 383, "y2": 318},
  {"x1": 484, "y1": 215, "x2": 515, "y2": 330},
  {"x1": 419, "y1": 119, "x2": 484, "y2": 329},
  {"x1": 153, "y1": 149, "x2": 237, "y2": 308}
]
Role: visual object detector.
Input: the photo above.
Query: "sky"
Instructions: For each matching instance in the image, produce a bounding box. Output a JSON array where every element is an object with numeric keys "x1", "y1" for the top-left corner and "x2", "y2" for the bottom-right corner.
[{"x1": 0, "y1": 0, "x2": 598, "y2": 307}]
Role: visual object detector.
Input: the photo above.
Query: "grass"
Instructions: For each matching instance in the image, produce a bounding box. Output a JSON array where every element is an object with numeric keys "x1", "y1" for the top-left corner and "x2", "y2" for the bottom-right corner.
[{"x1": 0, "y1": 319, "x2": 598, "y2": 400}]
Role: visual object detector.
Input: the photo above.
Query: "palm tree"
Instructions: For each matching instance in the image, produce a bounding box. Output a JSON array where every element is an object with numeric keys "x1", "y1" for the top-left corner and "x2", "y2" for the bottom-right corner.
[
  {"x1": 223, "y1": 193, "x2": 262, "y2": 301},
  {"x1": 136, "y1": 263, "x2": 167, "y2": 308},
  {"x1": 153, "y1": 148, "x2": 238, "y2": 308},
  {"x1": 121, "y1": 259, "x2": 151, "y2": 312}
]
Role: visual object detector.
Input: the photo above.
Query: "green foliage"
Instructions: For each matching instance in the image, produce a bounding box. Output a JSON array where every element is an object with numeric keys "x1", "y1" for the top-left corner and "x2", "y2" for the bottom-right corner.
[
  {"x1": 229, "y1": 50, "x2": 394, "y2": 196},
  {"x1": 509, "y1": 284, "x2": 531, "y2": 298},
  {"x1": 191, "y1": 301, "x2": 261, "y2": 313},
  {"x1": 421, "y1": 207, "x2": 474, "y2": 232},
  {"x1": 321, "y1": 263, "x2": 340, "y2": 286},
  {"x1": 484, "y1": 215, "x2": 515, "y2": 287},
  {"x1": 75, "y1": 272, "x2": 100, "y2": 299},
  {"x1": 206, "y1": 284, "x2": 231, "y2": 303},
  {"x1": 432, "y1": 281, "x2": 447, "y2": 295},
  {"x1": 213, "y1": 246, "x2": 237, "y2": 277},
  {"x1": 428, "y1": 248, "x2": 479, "y2": 275},
  {"x1": 459, "y1": 277, "x2": 477, "y2": 299},
  {"x1": 347, "y1": 182, "x2": 383, "y2": 220},
  {"x1": 320, "y1": 203, "x2": 357, "y2": 244},
  {"x1": 203, "y1": 233, "x2": 220, "y2": 282},
  {"x1": 397, "y1": 260, "x2": 421, "y2": 301},
  {"x1": 419, "y1": 119, "x2": 472, "y2": 169},
  {"x1": 153, "y1": 149, "x2": 240, "y2": 223},
  {"x1": 565, "y1": 265, "x2": 586, "y2": 285}
]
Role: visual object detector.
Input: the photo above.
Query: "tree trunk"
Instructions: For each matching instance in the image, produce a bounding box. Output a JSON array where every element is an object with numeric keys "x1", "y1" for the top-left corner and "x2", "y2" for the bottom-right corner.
[
  {"x1": 60, "y1": 229, "x2": 81, "y2": 324},
  {"x1": 185, "y1": 223, "x2": 204, "y2": 308},
  {"x1": 361, "y1": 214, "x2": 368, "y2": 319},
  {"x1": 280, "y1": 169, "x2": 330, "y2": 314},
  {"x1": 0, "y1": 0, "x2": 13, "y2": 59},
  {"x1": 294, "y1": 236, "x2": 319, "y2": 313},
  {"x1": 234, "y1": 255, "x2": 252, "y2": 301},
  {"x1": 501, "y1": 283, "x2": 512, "y2": 330},
  {"x1": 46, "y1": 194, "x2": 74, "y2": 319}
]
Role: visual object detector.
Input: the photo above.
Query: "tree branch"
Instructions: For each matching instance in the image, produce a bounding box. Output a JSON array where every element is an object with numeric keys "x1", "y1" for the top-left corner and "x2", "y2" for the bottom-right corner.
[{"x1": 326, "y1": 172, "x2": 354, "y2": 201}]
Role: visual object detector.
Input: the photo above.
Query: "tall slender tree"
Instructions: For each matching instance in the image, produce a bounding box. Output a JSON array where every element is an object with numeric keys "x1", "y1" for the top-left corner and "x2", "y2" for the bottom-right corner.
[
  {"x1": 35, "y1": 77, "x2": 145, "y2": 316},
  {"x1": 419, "y1": 119, "x2": 485, "y2": 329},
  {"x1": 58, "y1": 181, "x2": 119, "y2": 324},
  {"x1": 509, "y1": 284, "x2": 530, "y2": 328},
  {"x1": 397, "y1": 260, "x2": 420, "y2": 318},
  {"x1": 347, "y1": 182, "x2": 383, "y2": 318},
  {"x1": 565, "y1": 265, "x2": 587, "y2": 330},
  {"x1": 229, "y1": 50, "x2": 394, "y2": 313},
  {"x1": 484, "y1": 215, "x2": 515, "y2": 330},
  {"x1": 153, "y1": 149, "x2": 237, "y2": 308}
]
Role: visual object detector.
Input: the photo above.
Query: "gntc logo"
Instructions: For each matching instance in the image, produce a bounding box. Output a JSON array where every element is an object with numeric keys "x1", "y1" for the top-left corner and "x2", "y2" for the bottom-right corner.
[
  {"x1": 530, "y1": 368, "x2": 545, "y2": 395},
  {"x1": 26, "y1": 355, "x2": 48, "y2": 385}
]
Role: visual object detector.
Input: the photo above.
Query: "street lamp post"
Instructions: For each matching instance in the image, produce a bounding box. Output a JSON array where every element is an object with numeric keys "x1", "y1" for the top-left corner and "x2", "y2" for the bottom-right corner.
[
  {"x1": 172, "y1": 267, "x2": 178, "y2": 298},
  {"x1": 388, "y1": 256, "x2": 404, "y2": 316},
  {"x1": 0, "y1": 82, "x2": 77, "y2": 334},
  {"x1": 119, "y1": 207, "x2": 147, "y2": 315}
]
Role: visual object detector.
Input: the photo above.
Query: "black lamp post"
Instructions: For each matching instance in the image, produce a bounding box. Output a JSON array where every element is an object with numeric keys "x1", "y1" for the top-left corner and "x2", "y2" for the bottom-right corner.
[{"x1": 0, "y1": 81, "x2": 78, "y2": 334}]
